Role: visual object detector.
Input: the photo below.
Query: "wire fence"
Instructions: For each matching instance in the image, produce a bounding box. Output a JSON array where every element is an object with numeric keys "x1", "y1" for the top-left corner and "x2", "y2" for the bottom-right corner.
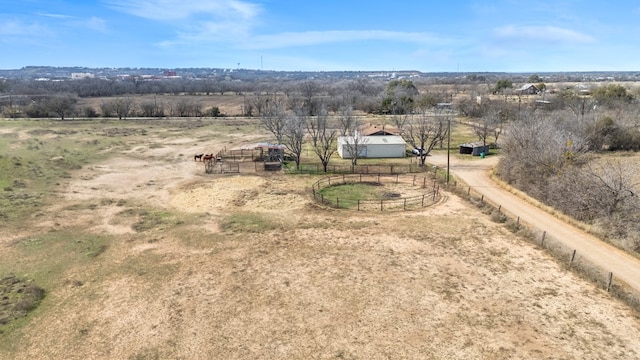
[
  {"x1": 311, "y1": 173, "x2": 441, "y2": 211},
  {"x1": 446, "y1": 179, "x2": 640, "y2": 311},
  {"x1": 288, "y1": 163, "x2": 426, "y2": 175}
]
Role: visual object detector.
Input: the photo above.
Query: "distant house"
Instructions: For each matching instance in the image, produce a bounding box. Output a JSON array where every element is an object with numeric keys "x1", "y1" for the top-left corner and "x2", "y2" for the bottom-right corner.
[
  {"x1": 358, "y1": 124, "x2": 402, "y2": 136},
  {"x1": 459, "y1": 142, "x2": 490, "y2": 156},
  {"x1": 515, "y1": 84, "x2": 540, "y2": 95},
  {"x1": 575, "y1": 84, "x2": 593, "y2": 95}
]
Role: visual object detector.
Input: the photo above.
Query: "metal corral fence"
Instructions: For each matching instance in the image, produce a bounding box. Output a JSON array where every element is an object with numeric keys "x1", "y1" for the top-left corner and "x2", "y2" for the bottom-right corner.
[
  {"x1": 311, "y1": 173, "x2": 441, "y2": 211},
  {"x1": 205, "y1": 161, "x2": 241, "y2": 174},
  {"x1": 447, "y1": 180, "x2": 640, "y2": 311},
  {"x1": 290, "y1": 163, "x2": 425, "y2": 175},
  {"x1": 215, "y1": 148, "x2": 264, "y2": 162},
  {"x1": 204, "y1": 147, "x2": 282, "y2": 174}
]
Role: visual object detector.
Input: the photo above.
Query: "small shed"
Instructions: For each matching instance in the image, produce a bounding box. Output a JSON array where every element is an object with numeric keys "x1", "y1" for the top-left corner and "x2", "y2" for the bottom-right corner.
[
  {"x1": 338, "y1": 135, "x2": 407, "y2": 159},
  {"x1": 516, "y1": 84, "x2": 540, "y2": 95},
  {"x1": 261, "y1": 143, "x2": 286, "y2": 162},
  {"x1": 459, "y1": 142, "x2": 489, "y2": 156}
]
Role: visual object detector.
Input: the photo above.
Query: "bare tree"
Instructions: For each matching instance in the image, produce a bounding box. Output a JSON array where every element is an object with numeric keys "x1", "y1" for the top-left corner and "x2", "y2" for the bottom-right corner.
[
  {"x1": 260, "y1": 97, "x2": 288, "y2": 144},
  {"x1": 283, "y1": 113, "x2": 306, "y2": 171},
  {"x1": 337, "y1": 105, "x2": 355, "y2": 136},
  {"x1": 108, "y1": 97, "x2": 135, "y2": 119},
  {"x1": 306, "y1": 114, "x2": 319, "y2": 147},
  {"x1": 308, "y1": 109, "x2": 338, "y2": 172},
  {"x1": 100, "y1": 101, "x2": 114, "y2": 117},
  {"x1": 175, "y1": 98, "x2": 191, "y2": 117},
  {"x1": 559, "y1": 90, "x2": 594, "y2": 121},
  {"x1": 139, "y1": 96, "x2": 164, "y2": 117},
  {"x1": 402, "y1": 110, "x2": 450, "y2": 167},
  {"x1": 47, "y1": 94, "x2": 77, "y2": 120},
  {"x1": 298, "y1": 80, "x2": 323, "y2": 116},
  {"x1": 497, "y1": 111, "x2": 588, "y2": 196},
  {"x1": 392, "y1": 112, "x2": 411, "y2": 133},
  {"x1": 475, "y1": 108, "x2": 504, "y2": 148},
  {"x1": 337, "y1": 106, "x2": 366, "y2": 168},
  {"x1": 583, "y1": 160, "x2": 639, "y2": 217}
]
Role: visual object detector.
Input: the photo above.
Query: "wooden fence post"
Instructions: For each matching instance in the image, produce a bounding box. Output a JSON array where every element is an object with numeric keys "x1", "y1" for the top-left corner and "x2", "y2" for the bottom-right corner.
[
  {"x1": 380, "y1": 199, "x2": 383, "y2": 211},
  {"x1": 541, "y1": 231, "x2": 546, "y2": 246},
  {"x1": 569, "y1": 249, "x2": 577, "y2": 268},
  {"x1": 357, "y1": 200, "x2": 360, "y2": 211},
  {"x1": 607, "y1": 272, "x2": 613, "y2": 292},
  {"x1": 336, "y1": 198, "x2": 339, "y2": 209}
]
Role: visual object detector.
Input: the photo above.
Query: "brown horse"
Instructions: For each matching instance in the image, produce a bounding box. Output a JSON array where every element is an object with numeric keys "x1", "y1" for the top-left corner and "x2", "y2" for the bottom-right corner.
[
  {"x1": 194, "y1": 153, "x2": 204, "y2": 161},
  {"x1": 202, "y1": 154, "x2": 214, "y2": 162}
]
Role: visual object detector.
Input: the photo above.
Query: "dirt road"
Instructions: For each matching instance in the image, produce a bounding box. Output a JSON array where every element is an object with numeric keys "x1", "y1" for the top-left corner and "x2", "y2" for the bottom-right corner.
[{"x1": 429, "y1": 152, "x2": 640, "y2": 293}]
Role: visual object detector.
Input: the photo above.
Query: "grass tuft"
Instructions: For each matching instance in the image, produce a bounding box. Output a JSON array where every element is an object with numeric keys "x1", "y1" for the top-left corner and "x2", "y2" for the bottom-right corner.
[
  {"x1": 219, "y1": 212, "x2": 281, "y2": 233},
  {"x1": 0, "y1": 276, "x2": 46, "y2": 333}
]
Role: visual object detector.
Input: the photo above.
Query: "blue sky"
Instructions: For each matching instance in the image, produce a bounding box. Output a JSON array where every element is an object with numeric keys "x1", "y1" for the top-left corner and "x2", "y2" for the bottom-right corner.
[{"x1": 2, "y1": 0, "x2": 640, "y2": 72}]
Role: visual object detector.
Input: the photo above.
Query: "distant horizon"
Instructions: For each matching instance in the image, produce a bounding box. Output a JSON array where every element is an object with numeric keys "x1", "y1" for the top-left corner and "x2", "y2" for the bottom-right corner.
[
  {"x1": 3, "y1": 65, "x2": 640, "y2": 75},
  {"x1": 4, "y1": 1, "x2": 640, "y2": 72}
]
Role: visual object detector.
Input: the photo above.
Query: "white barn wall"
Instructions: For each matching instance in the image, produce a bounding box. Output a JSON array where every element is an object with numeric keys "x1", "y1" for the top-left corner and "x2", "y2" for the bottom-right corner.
[
  {"x1": 366, "y1": 143, "x2": 406, "y2": 158},
  {"x1": 337, "y1": 136, "x2": 406, "y2": 159}
]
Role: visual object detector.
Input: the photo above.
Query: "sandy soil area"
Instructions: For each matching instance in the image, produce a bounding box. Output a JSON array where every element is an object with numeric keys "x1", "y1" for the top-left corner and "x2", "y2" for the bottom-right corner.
[{"x1": 2, "y1": 126, "x2": 640, "y2": 359}]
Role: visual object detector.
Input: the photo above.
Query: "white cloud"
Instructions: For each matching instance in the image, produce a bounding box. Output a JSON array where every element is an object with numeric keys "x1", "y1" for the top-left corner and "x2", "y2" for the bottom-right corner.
[
  {"x1": 493, "y1": 25, "x2": 594, "y2": 43},
  {"x1": 104, "y1": 0, "x2": 260, "y2": 21},
  {"x1": 38, "y1": 12, "x2": 108, "y2": 33},
  {"x1": 106, "y1": 0, "x2": 260, "y2": 46},
  {"x1": 0, "y1": 19, "x2": 50, "y2": 37},
  {"x1": 37, "y1": 13, "x2": 74, "y2": 20},
  {"x1": 75, "y1": 17, "x2": 108, "y2": 33},
  {"x1": 242, "y1": 30, "x2": 448, "y2": 50}
]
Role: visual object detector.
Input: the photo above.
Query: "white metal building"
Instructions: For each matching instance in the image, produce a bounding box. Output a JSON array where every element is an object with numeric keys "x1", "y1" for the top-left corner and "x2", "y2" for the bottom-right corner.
[{"x1": 337, "y1": 135, "x2": 407, "y2": 159}]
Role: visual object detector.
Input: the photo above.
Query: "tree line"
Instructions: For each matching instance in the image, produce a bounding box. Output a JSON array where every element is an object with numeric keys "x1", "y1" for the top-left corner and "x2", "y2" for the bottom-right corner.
[{"x1": 496, "y1": 84, "x2": 640, "y2": 252}]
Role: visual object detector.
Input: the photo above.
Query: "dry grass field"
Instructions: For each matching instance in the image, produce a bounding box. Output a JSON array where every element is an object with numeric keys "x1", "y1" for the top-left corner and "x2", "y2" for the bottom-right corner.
[{"x1": 1, "y1": 117, "x2": 640, "y2": 359}]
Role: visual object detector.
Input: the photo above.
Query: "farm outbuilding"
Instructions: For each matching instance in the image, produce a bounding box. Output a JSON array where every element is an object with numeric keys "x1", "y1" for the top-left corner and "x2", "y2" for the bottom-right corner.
[
  {"x1": 515, "y1": 83, "x2": 540, "y2": 95},
  {"x1": 338, "y1": 135, "x2": 407, "y2": 159},
  {"x1": 459, "y1": 141, "x2": 490, "y2": 156},
  {"x1": 359, "y1": 124, "x2": 403, "y2": 136}
]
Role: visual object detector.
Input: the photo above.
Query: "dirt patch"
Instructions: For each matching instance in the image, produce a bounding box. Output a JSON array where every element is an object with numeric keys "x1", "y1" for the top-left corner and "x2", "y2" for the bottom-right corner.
[{"x1": 170, "y1": 175, "x2": 310, "y2": 215}]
